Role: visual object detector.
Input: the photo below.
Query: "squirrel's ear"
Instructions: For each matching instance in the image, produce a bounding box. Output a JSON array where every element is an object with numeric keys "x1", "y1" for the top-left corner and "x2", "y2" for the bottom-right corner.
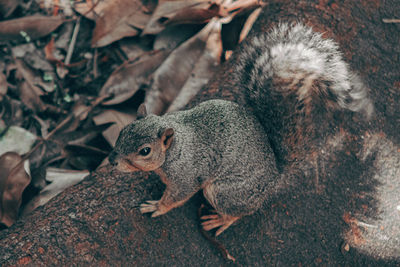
[
  {"x1": 137, "y1": 103, "x2": 147, "y2": 119},
  {"x1": 160, "y1": 128, "x2": 174, "y2": 151}
]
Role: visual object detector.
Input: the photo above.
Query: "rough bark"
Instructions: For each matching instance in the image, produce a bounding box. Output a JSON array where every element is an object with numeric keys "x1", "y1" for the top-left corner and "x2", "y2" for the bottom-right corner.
[{"x1": 1, "y1": 0, "x2": 399, "y2": 266}]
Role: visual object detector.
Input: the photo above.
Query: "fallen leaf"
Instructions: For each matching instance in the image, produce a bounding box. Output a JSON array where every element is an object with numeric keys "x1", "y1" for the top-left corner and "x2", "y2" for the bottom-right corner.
[
  {"x1": 56, "y1": 100, "x2": 92, "y2": 133},
  {"x1": 0, "y1": 15, "x2": 64, "y2": 42},
  {"x1": 21, "y1": 168, "x2": 89, "y2": 216},
  {"x1": 0, "y1": 152, "x2": 31, "y2": 227},
  {"x1": 29, "y1": 122, "x2": 112, "y2": 189},
  {"x1": 74, "y1": 0, "x2": 118, "y2": 20},
  {"x1": 54, "y1": 22, "x2": 74, "y2": 51},
  {"x1": 75, "y1": 0, "x2": 157, "y2": 47},
  {"x1": 19, "y1": 81, "x2": 46, "y2": 113},
  {"x1": 144, "y1": 18, "x2": 219, "y2": 114},
  {"x1": 93, "y1": 109, "x2": 135, "y2": 146},
  {"x1": 142, "y1": 0, "x2": 214, "y2": 35},
  {"x1": 100, "y1": 49, "x2": 169, "y2": 105},
  {"x1": 166, "y1": 2, "x2": 221, "y2": 26},
  {"x1": 61, "y1": 123, "x2": 115, "y2": 146},
  {"x1": 14, "y1": 59, "x2": 45, "y2": 96},
  {"x1": 0, "y1": 0, "x2": 21, "y2": 18},
  {"x1": 0, "y1": 97, "x2": 24, "y2": 130},
  {"x1": 0, "y1": 126, "x2": 37, "y2": 156},
  {"x1": 167, "y1": 20, "x2": 222, "y2": 112},
  {"x1": 119, "y1": 37, "x2": 151, "y2": 61},
  {"x1": 0, "y1": 72, "x2": 7, "y2": 101},
  {"x1": 12, "y1": 43, "x2": 54, "y2": 72},
  {"x1": 153, "y1": 24, "x2": 203, "y2": 51}
]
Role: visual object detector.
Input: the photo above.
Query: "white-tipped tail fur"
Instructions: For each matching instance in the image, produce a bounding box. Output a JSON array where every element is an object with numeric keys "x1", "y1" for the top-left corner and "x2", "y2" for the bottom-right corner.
[{"x1": 239, "y1": 22, "x2": 374, "y2": 118}]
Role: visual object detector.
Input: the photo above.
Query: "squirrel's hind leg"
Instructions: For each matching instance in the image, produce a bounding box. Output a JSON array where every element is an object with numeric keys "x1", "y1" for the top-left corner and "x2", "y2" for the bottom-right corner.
[{"x1": 201, "y1": 179, "x2": 263, "y2": 235}]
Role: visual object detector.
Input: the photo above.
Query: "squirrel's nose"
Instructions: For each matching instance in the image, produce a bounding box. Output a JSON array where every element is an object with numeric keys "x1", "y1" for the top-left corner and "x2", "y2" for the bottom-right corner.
[{"x1": 109, "y1": 151, "x2": 118, "y2": 166}]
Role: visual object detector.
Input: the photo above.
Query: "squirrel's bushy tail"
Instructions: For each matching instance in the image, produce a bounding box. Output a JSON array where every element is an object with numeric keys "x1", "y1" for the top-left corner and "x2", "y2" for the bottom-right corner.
[
  {"x1": 237, "y1": 22, "x2": 374, "y2": 164},
  {"x1": 239, "y1": 22, "x2": 373, "y2": 118}
]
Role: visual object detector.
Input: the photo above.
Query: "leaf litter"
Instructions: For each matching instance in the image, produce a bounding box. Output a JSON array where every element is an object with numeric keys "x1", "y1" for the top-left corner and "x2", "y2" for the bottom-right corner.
[{"x1": 0, "y1": 0, "x2": 263, "y2": 228}]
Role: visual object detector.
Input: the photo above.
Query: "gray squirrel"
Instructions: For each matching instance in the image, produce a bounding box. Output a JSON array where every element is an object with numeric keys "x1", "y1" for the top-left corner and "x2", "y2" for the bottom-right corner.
[
  {"x1": 109, "y1": 99, "x2": 279, "y2": 236},
  {"x1": 109, "y1": 22, "x2": 374, "y2": 235}
]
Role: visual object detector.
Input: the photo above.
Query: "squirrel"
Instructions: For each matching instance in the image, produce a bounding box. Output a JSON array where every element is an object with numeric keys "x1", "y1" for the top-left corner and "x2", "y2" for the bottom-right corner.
[
  {"x1": 109, "y1": 22, "x2": 374, "y2": 236},
  {"x1": 109, "y1": 99, "x2": 279, "y2": 236}
]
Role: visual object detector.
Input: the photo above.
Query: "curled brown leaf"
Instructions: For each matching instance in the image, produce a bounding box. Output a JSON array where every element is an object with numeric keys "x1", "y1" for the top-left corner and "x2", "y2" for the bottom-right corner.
[
  {"x1": 142, "y1": 0, "x2": 215, "y2": 35},
  {"x1": 77, "y1": 0, "x2": 156, "y2": 47},
  {"x1": 0, "y1": 152, "x2": 31, "y2": 227}
]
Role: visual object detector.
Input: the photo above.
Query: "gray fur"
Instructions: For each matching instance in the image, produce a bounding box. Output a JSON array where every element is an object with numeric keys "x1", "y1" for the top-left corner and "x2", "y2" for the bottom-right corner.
[
  {"x1": 238, "y1": 22, "x2": 374, "y2": 118},
  {"x1": 113, "y1": 100, "x2": 279, "y2": 217}
]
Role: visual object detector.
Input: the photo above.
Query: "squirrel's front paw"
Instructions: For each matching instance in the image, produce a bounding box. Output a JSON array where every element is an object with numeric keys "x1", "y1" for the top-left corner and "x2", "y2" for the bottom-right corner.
[{"x1": 140, "y1": 200, "x2": 169, "y2": 217}]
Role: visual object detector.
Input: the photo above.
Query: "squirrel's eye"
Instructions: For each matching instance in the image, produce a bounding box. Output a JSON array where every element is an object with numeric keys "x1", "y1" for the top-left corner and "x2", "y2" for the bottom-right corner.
[{"x1": 139, "y1": 147, "x2": 151, "y2": 156}]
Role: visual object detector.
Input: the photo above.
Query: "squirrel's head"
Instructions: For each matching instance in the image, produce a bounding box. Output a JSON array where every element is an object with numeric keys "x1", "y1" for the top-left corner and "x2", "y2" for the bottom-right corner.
[{"x1": 109, "y1": 104, "x2": 174, "y2": 172}]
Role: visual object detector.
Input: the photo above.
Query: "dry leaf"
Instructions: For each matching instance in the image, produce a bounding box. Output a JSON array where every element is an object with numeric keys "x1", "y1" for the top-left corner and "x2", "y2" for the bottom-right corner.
[
  {"x1": 75, "y1": 0, "x2": 157, "y2": 47},
  {"x1": 93, "y1": 109, "x2": 135, "y2": 146},
  {"x1": 54, "y1": 22, "x2": 74, "y2": 51},
  {"x1": 119, "y1": 38, "x2": 151, "y2": 61},
  {"x1": 12, "y1": 43, "x2": 54, "y2": 72},
  {"x1": 0, "y1": 0, "x2": 21, "y2": 18},
  {"x1": 143, "y1": 0, "x2": 214, "y2": 35},
  {"x1": 15, "y1": 59, "x2": 45, "y2": 96},
  {"x1": 74, "y1": 0, "x2": 109, "y2": 20},
  {"x1": 167, "y1": 20, "x2": 222, "y2": 112},
  {"x1": 21, "y1": 168, "x2": 89, "y2": 216},
  {"x1": 153, "y1": 24, "x2": 203, "y2": 51},
  {"x1": 62, "y1": 123, "x2": 115, "y2": 146},
  {"x1": 0, "y1": 72, "x2": 7, "y2": 101},
  {"x1": 166, "y1": 2, "x2": 221, "y2": 26},
  {"x1": 59, "y1": 100, "x2": 93, "y2": 133},
  {"x1": 144, "y1": 18, "x2": 219, "y2": 114},
  {"x1": 19, "y1": 81, "x2": 46, "y2": 112},
  {"x1": 0, "y1": 126, "x2": 37, "y2": 156},
  {"x1": 0, "y1": 152, "x2": 31, "y2": 227},
  {"x1": 100, "y1": 50, "x2": 169, "y2": 105},
  {"x1": 0, "y1": 15, "x2": 64, "y2": 42}
]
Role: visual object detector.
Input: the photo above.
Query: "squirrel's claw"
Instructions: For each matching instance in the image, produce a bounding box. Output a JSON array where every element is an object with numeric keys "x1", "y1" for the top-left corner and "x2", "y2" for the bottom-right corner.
[
  {"x1": 140, "y1": 200, "x2": 170, "y2": 217},
  {"x1": 151, "y1": 210, "x2": 164, "y2": 217},
  {"x1": 201, "y1": 213, "x2": 240, "y2": 236},
  {"x1": 140, "y1": 200, "x2": 159, "y2": 214}
]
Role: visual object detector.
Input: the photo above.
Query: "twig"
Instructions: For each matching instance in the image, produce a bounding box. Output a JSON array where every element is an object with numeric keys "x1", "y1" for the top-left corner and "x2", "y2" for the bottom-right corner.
[
  {"x1": 93, "y1": 48, "x2": 98, "y2": 78},
  {"x1": 382, "y1": 18, "x2": 400, "y2": 23},
  {"x1": 65, "y1": 17, "x2": 81, "y2": 65}
]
